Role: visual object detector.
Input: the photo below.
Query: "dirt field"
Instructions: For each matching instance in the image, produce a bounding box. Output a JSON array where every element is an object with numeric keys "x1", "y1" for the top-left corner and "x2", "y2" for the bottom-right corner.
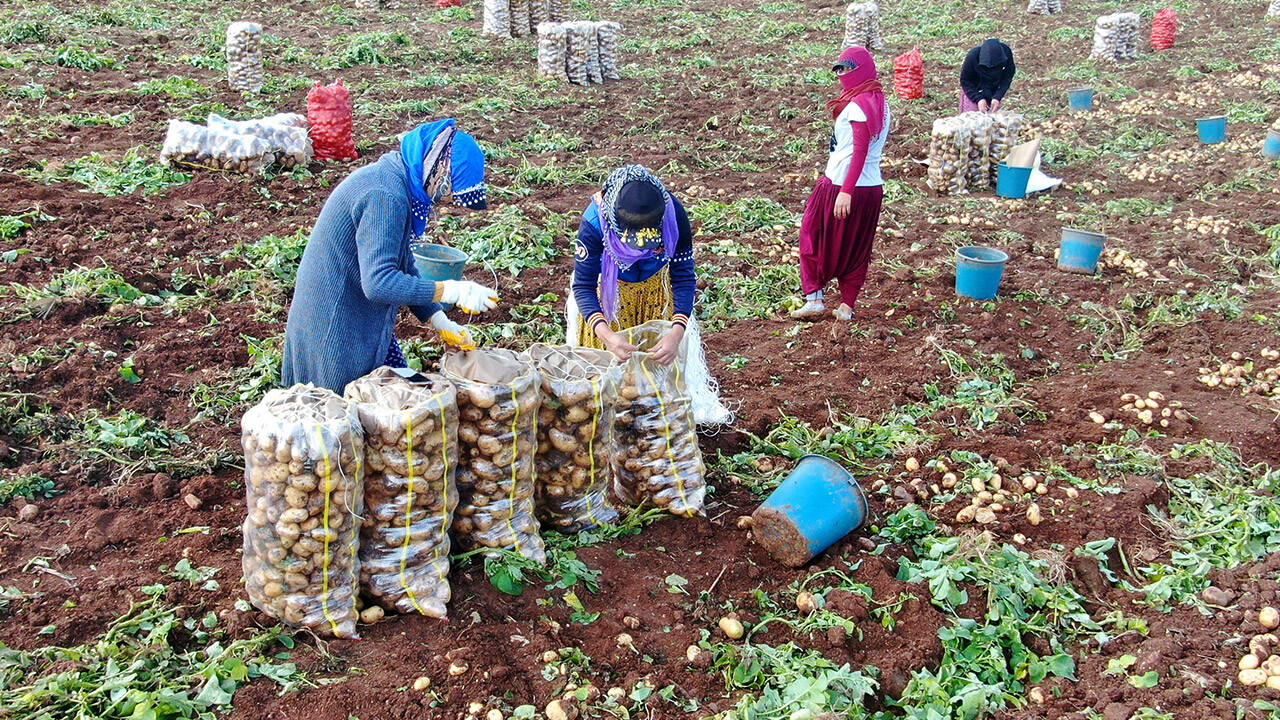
[{"x1": 1, "y1": 0, "x2": 1279, "y2": 718}]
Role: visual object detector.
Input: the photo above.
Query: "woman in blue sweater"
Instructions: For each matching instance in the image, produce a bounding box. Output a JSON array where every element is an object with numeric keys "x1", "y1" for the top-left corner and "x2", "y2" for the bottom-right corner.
[
  {"x1": 569, "y1": 165, "x2": 695, "y2": 364},
  {"x1": 282, "y1": 119, "x2": 498, "y2": 392}
]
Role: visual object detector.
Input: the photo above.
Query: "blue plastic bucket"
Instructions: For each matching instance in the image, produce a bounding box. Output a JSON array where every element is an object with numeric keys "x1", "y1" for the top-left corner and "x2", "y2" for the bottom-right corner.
[
  {"x1": 996, "y1": 161, "x2": 1033, "y2": 199},
  {"x1": 1262, "y1": 130, "x2": 1280, "y2": 161},
  {"x1": 1197, "y1": 115, "x2": 1226, "y2": 144},
  {"x1": 1068, "y1": 86, "x2": 1094, "y2": 112},
  {"x1": 955, "y1": 246, "x2": 1009, "y2": 300},
  {"x1": 412, "y1": 243, "x2": 468, "y2": 282},
  {"x1": 1058, "y1": 228, "x2": 1106, "y2": 274},
  {"x1": 751, "y1": 455, "x2": 868, "y2": 567}
]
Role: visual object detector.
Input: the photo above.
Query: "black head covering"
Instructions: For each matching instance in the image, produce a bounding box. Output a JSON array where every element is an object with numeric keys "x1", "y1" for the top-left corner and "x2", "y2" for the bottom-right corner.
[
  {"x1": 615, "y1": 181, "x2": 666, "y2": 230},
  {"x1": 978, "y1": 38, "x2": 1008, "y2": 67}
]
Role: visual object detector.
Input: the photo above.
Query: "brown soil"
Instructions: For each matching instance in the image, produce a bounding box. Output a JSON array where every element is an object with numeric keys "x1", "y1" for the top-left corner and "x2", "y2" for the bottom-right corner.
[{"x1": 1, "y1": 0, "x2": 1279, "y2": 717}]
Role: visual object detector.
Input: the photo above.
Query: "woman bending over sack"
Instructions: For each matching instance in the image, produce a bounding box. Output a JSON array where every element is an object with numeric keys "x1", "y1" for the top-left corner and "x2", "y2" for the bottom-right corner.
[
  {"x1": 282, "y1": 118, "x2": 498, "y2": 392},
  {"x1": 565, "y1": 164, "x2": 733, "y2": 426},
  {"x1": 959, "y1": 38, "x2": 1016, "y2": 113},
  {"x1": 791, "y1": 46, "x2": 890, "y2": 322}
]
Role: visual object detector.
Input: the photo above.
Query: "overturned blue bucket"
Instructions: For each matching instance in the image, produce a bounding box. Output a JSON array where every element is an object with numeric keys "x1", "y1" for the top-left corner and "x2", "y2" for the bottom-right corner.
[
  {"x1": 1263, "y1": 130, "x2": 1280, "y2": 161},
  {"x1": 955, "y1": 246, "x2": 1009, "y2": 300},
  {"x1": 1068, "y1": 86, "x2": 1094, "y2": 112},
  {"x1": 1058, "y1": 228, "x2": 1106, "y2": 274},
  {"x1": 1197, "y1": 115, "x2": 1227, "y2": 144},
  {"x1": 751, "y1": 455, "x2": 868, "y2": 567},
  {"x1": 996, "y1": 161, "x2": 1032, "y2": 199}
]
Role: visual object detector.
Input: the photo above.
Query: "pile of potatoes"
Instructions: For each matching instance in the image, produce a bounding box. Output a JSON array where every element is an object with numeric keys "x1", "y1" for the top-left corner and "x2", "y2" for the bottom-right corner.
[
  {"x1": 842, "y1": 2, "x2": 884, "y2": 52},
  {"x1": 1198, "y1": 350, "x2": 1279, "y2": 397},
  {"x1": 886, "y1": 455, "x2": 1078, "y2": 528},
  {"x1": 344, "y1": 368, "x2": 459, "y2": 618},
  {"x1": 1099, "y1": 247, "x2": 1160, "y2": 279},
  {"x1": 242, "y1": 384, "x2": 364, "y2": 639},
  {"x1": 225, "y1": 21, "x2": 264, "y2": 93},
  {"x1": 444, "y1": 350, "x2": 547, "y2": 563},
  {"x1": 160, "y1": 120, "x2": 274, "y2": 174},
  {"x1": 1238, "y1": 608, "x2": 1280, "y2": 688},
  {"x1": 612, "y1": 321, "x2": 706, "y2": 517},
  {"x1": 528, "y1": 345, "x2": 620, "y2": 532},
  {"x1": 1175, "y1": 213, "x2": 1233, "y2": 237},
  {"x1": 1087, "y1": 391, "x2": 1192, "y2": 429}
]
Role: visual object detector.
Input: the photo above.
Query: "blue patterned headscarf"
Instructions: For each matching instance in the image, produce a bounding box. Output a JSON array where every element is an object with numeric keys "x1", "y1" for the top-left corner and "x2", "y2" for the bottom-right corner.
[
  {"x1": 451, "y1": 131, "x2": 487, "y2": 210},
  {"x1": 401, "y1": 119, "x2": 457, "y2": 238}
]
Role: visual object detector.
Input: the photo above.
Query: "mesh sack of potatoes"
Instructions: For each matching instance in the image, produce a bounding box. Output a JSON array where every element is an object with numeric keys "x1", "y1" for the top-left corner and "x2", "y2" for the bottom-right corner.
[
  {"x1": 926, "y1": 116, "x2": 972, "y2": 195},
  {"x1": 530, "y1": 0, "x2": 550, "y2": 29},
  {"x1": 483, "y1": 0, "x2": 512, "y2": 37},
  {"x1": 842, "y1": 2, "x2": 883, "y2": 52},
  {"x1": 564, "y1": 22, "x2": 591, "y2": 86},
  {"x1": 596, "y1": 22, "x2": 622, "y2": 80},
  {"x1": 1026, "y1": 0, "x2": 1062, "y2": 15},
  {"x1": 612, "y1": 320, "x2": 706, "y2": 517},
  {"x1": 960, "y1": 111, "x2": 994, "y2": 190},
  {"x1": 344, "y1": 367, "x2": 460, "y2": 618},
  {"x1": 583, "y1": 22, "x2": 604, "y2": 84},
  {"x1": 355, "y1": 0, "x2": 383, "y2": 7},
  {"x1": 443, "y1": 349, "x2": 547, "y2": 563},
  {"x1": 1271, "y1": 0, "x2": 1280, "y2": 17},
  {"x1": 241, "y1": 384, "x2": 364, "y2": 639},
  {"x1": 987, "y1": 112, "x2": 1024, "y2": 185},
  {"x1": 160, "y1": 120, "x2": 273, "y2": 174},
  {"x1": 225, "y1": 21, "x2": 264, "y2": 93},
  {"x1": 537, "y1": 22, "x2": 569, "y2": 81},
  {"x1": 509, "y1": 0, "x2": 531, "y2": 37},
  {"x1": 527, "y1": 345, "x2": 621, "y2": 533},
  {"x1": 548, "y1": 0, "x2": 566, "y2": 22},
  {"x1": 208, "y1": 114, "x2": 313, "y2": 168},
  {"x1": 1091, "y1": 13, "x2": 1139, "y2": 61}
]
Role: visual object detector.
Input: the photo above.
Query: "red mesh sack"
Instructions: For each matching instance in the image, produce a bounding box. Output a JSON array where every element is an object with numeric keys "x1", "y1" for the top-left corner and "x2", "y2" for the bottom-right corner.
[
  {"x1": 435, "y1": 0, "x2": 461, "y2": 6},
  {"x1": 893, "y1": 46, "x2": 924, "y2": 101},
  {"x1": 307, "y1": 79, "x2": 358, "y2": 162},
  {"x1": 1151, "y1": 8, "x2": 1177, "y2": 51}
]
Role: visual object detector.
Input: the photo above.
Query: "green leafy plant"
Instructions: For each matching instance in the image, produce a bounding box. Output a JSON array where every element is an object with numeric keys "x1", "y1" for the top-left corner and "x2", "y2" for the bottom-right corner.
[
  {"x1": 26, "y1": 148, "x2": 190, "y2": 196},
  {"x1": 0, "y1": 475, "x2": 58, "y2": 504},
  {"x1": 439, "y1": 206, "x2": 564, "y2": 276}
]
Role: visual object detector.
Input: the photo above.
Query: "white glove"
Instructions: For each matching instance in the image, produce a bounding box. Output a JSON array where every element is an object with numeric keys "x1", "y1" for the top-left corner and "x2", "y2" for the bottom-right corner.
[
  {"x1": 430, "y1": 311, "x2": 476, "y2": 350},
  {"x1": 438, "y1": 280, "x2": 499, "y2": 314}
]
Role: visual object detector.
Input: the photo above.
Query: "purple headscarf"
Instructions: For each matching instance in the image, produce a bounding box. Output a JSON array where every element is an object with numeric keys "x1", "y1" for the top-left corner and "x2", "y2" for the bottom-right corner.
[{"x1": 597, "y1": 165, "x2": 679, "y2": 322}]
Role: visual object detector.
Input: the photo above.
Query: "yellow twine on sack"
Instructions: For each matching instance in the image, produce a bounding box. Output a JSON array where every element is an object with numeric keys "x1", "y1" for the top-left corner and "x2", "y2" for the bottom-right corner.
[
  {"x1": 505, "y1": 380, "x2": 524, "y2": 553},
  {"x1": 314, "y1": 425, "x2": 341, "y2": 637},
  {"x1": 638, "y1": 360, "x2": 690, "y2": 514},
  {"x1": 435, "y1": 396, "x2": 451, "y2": 581},
  {"x1": 397, "y1": 412, "x2": 428, "y2": 616},
  {"x1": 584, "y1": 376, "x2": 604, "y2": 528}
]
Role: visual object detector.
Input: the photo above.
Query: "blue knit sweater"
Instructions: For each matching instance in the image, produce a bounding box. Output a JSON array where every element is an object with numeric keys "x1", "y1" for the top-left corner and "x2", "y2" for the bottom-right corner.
[{"x1": 282, "y1": 151, "x2": 442, "y2": 393}]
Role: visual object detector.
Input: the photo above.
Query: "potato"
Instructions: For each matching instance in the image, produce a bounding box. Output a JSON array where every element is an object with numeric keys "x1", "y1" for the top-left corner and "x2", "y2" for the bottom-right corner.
[
  {"x1": 241, "y1": 384, "x2": 364, "y2": 639},
  {"x1": 1262, "y1": 607, "x2": 1280, "y2": 630},
  {"x1": 1241, "y1": 668, "x2": 1268, "y2": 686},
  {"x1": 718, "y1": 616, "x2": 745, "y2": 639},
  {"x1": 1240, "y1": 654, "x2": 1261, "y2": 671},
  {"x1": 1027, "y1": 503, "x2": 1043, "y2": 525}
]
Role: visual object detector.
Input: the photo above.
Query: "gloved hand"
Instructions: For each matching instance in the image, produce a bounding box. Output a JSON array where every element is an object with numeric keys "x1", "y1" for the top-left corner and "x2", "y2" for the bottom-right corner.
[
  {"x1": 430, "y1": 311, "x2": 477, "y2": 351},
  {"x1": 438, "y1": 280, "x2": 499, "y2": 314}
]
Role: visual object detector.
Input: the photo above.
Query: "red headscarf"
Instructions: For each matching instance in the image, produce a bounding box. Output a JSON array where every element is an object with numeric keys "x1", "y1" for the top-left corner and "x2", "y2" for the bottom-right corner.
[{"x1": 827, "y1": 46, "x2": 886, "y2": 139}]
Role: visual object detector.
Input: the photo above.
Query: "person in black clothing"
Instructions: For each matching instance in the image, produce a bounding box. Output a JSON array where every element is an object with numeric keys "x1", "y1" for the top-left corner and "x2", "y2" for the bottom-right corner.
[{"x1": 959, "y1": 38, "x2": 1015, "y2": 113}]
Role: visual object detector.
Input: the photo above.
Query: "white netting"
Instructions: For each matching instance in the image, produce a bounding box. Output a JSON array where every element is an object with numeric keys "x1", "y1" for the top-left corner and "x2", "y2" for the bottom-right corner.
[{"x1": 225, "y1": 21, "x2": 263, "y2": 93}]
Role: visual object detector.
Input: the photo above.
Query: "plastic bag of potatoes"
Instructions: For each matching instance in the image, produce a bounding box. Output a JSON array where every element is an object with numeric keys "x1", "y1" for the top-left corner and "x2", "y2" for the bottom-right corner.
[
  {"x1": 527, "y1": 345, "x2": 621, "y2": 532},
  {"x1": 443, "y1": 349, "x2": 547, "y2": 563},
  {"x1": 208, "y1": 113, "x2": 313, "y2": 168},
  {"x1": 344, "y1": 368, "x2": 459, "y2": 618},
  {"x1": 926, "y1": 116, "x2": 972, "y2": 195},
  {"x1": 612, "y1": 320, "x2": 706, "y2": 517},
  {"x1": 960, "y1": 111, "x2": 994, "y2": 190},
  {"x1": 161, "y1": 120, "x2": 273, "y2": 174},
  {"x1": 537, "y1": 22, "x2": 569, "y2": 81},
  {"x1": 596, "y1": 22, "x2": 622, "y2": 80},
  {"x1": 987, "y1": 112, "x2": 1024, "y2": 185},
  {"x1": 241, "y1": 384, "x2": 364, "y2": 639}
]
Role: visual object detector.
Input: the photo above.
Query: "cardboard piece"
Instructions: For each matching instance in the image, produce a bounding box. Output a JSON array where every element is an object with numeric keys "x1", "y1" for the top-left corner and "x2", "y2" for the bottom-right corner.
[{"x1": 1005, "y1": 138, "x2": 1042, "y2": 168}]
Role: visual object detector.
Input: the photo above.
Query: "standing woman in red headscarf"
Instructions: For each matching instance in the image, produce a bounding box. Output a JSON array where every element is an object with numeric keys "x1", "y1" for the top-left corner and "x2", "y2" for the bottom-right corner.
[{"x1": 790, "y1": 46, "x2": 890, "y2": 321}]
